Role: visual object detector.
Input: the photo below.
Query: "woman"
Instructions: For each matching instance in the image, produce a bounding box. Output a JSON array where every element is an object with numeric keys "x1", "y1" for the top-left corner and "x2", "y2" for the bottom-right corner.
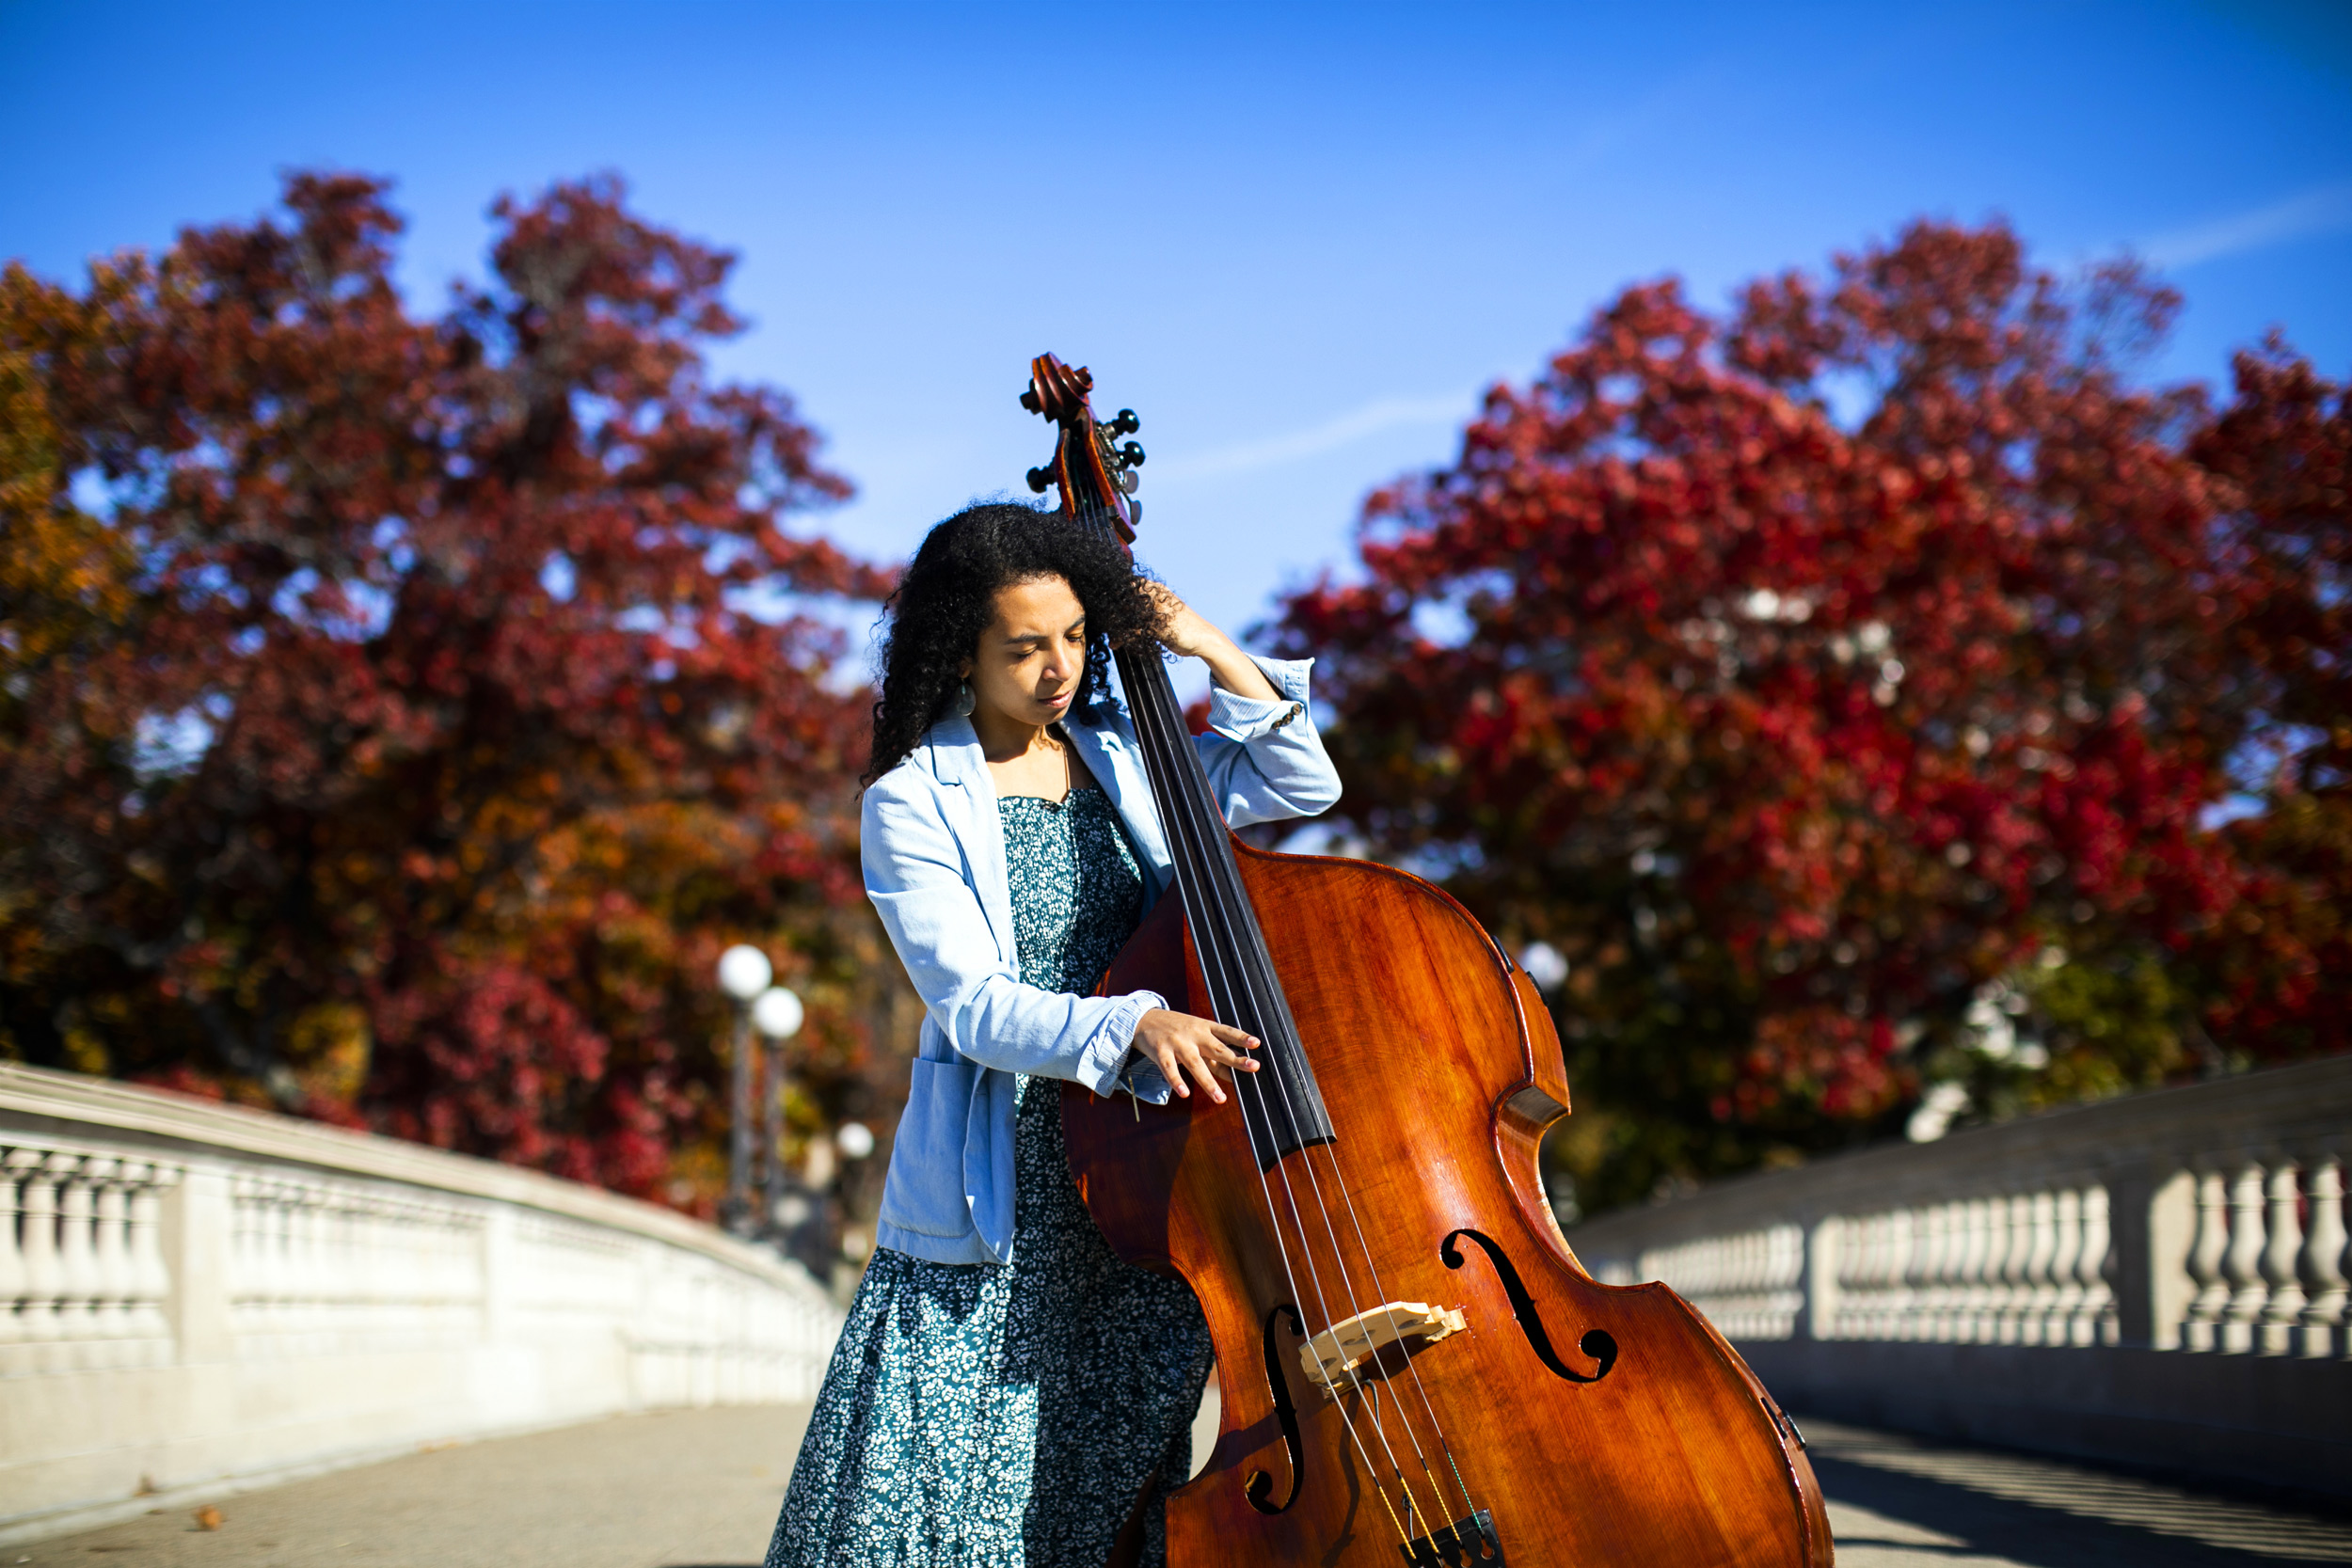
[{"x1": 765, "y1": 501, "x2": 1341, "y2": 1568}]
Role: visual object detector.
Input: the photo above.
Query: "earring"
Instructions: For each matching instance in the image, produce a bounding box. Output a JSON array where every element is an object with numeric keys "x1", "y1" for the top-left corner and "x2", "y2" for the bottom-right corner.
[{"x1": 952, "y1": 679, "x2": 976, "y2": 719}]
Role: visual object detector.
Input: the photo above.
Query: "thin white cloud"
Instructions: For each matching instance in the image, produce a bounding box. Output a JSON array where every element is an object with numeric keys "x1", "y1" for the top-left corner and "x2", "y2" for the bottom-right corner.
[
  {"x1": 1154, "y1": 392, "x2": 1477, "y2": 482},
  {"x1": 2139, "y1": 180, "x2": 2352, "y2": 270}
]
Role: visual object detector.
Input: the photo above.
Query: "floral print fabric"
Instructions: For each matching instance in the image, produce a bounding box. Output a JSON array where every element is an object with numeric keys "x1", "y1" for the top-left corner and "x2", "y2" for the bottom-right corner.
[{"x1": 766, "y1": 784, "x2": 1214, "y2": 1568}]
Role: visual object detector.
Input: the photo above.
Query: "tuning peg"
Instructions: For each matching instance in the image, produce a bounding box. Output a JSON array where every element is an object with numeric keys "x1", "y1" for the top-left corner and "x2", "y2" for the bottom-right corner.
[
  {"x1": 1119, "y1": 468, "x2": 1140, "y2": 496},
  {"x1": 1026, "y1": 467, "x2": 1056, "y2": 495},
  {"x1": 1110, "y1": 408, "x2": 1140, "y2": 436},
  {"x1": 1020, "y1": 388, "x2": 1041, "y2": 413},
  {"x1": 1120, "y1": 441, "x2": 1145, "y2": 467}
]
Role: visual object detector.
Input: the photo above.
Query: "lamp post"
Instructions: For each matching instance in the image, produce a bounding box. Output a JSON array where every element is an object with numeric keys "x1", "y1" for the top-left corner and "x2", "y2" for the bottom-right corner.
[
  {"x1": 751, "y1": 983, "x2": 804, "y2": 1241},
  {"x1": 715, "y1": 944, "x2": 772, "y2": 1234}
]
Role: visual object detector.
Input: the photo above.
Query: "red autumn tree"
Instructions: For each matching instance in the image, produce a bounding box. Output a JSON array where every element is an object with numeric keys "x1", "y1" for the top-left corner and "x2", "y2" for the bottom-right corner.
[
  {"x1": 1271, "y1": 221, "x2": 2345, "y2": 1212},
  {"x1": 0, "y1": 172, "x2": 897, "y2": 1203},
  {"x1": 2186, "y1": 342, "x2": 2351, "y2": 1060}
]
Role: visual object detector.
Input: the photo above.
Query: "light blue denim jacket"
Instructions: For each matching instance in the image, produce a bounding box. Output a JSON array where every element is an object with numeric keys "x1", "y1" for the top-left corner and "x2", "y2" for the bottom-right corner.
[{"x1": 866, "y1": 655, "x2": 1340, "y2": 1265}]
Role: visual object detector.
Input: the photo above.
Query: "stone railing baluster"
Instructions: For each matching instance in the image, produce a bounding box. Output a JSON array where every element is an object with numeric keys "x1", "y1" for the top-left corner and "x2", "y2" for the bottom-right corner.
[
  {"x1": 2020, "y1": 1190, "x2": 2058, "y2": 1345},
  {"x1": 1829, "y1": 1220, "x2": 1855, "y2": 1340},
  {"x1": 1773, "y1": 1222, "x2": 1804, "y2": 1338},
  {"x1": 2044, "y1": 1189, "x2": 2082, "y2": 1345},
  {"x1": 88, "y1": 1161, "x2": 132, "y2": 1348},
  {"x1": 1931, "y1": 1200, "x2": 1959, "y2": 1342},
  {"x1": 2076, "y1": 1186, "x2": 2114, "y2": 1347},
  {"x1": 1, "y1": 1062, "x2": 842, "y2": 1538},
  {"x1": 1729, "y1": 1232, "x2": 1754, "y2": 1338},
  {"x1": 1805, "y1": 1215, "x2": 1840, "y2": 1342},
  {"x1": 227, "y1": 1171, "x2": 253, "y2": 1317},
  {"x1": 1848, "y1": 1215, "x2": 1870, "y2": 1342},
  {"x1": 1883, "y1": 1211, "x2": 1914, "y2": 1338},
  {"x1": 1840, "y1": 1215, "x2": 1869, "y2": 1338},
  {"x1": 1869, "y1": 1210, "x2": 1896, "y2": 1340},
  {"x1": 2296, "y1": 1146, "x2": 2346, "y2": 1361},
  {"x1": 2220, "y1": 1154, "x2": 2270, "y2": 1354},
  {"x1": 1550, "y1": 1057, "x2": 2352, "y2": 1501},
  {"x1": 2184, "y1": 1162, "x2": 2231, "y2": 1351},
  {"x1": 1856, "y1": 1213, "x2": 1882, "y2": 1338},
  {"x1": 53, "y1": 1156, "x2": 102, "y2": 1352},
  {"x1": 1998, "y1": 1191, "x2": 2035, "y2": 1343},
  {"x1": 2258, "y1": 1154, "x2": 2308, "y2": 1355},
  {"x1": 1994, "y1": 1193, "x2": 2026, "y2": 1342},
  {"x1": 1935, "y1": 1201, "x2": 1966, "y2": 1341},
  {"x1": 1902, "y1": 1203, "x2": 1936, "y2": 1342},
  {"x1": 1637, "y1": 1225, "x2": 1808, "y2": 1340},
  {"x1": 1956, "y1": 1196, "x2": 1991, "y2": 1343},
  {"x1": 1976, "y1": 1194, "x2": 2013, "y2": 1344},
  {"x1": 126, "y1": 1164, "x2": 174, "y2": 1345},
  {"x1": 18, "y1": 1152, "x2": 72, "y2": 1346},
  {"x1": 0, "y1": 1148, "x2": 29, "y2": 1349},
  {"x1": 1851, "y1": 1213, "x2": 1877, "y2": 1340}
]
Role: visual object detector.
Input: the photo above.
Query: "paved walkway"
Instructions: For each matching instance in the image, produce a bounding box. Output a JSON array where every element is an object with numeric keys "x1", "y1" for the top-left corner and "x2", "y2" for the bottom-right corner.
[
  {"x1": 14, "y1": 1405, "x2": 2350, "y2": 1566},
  {"x1": 1802, "y1": 1418, "x2": 2352, "y2": 1567}
]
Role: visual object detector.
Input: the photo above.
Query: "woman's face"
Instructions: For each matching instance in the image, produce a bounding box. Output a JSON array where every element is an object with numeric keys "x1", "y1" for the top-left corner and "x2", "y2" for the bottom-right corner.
[{"x1": 964, "y1": 574, "x2": 1088, "y2": 730}]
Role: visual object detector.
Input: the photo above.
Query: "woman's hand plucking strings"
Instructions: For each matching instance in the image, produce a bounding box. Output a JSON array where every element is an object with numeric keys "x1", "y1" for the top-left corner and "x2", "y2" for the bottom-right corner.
[{"x1": 1131, "y1": 1008, "x2": 1261, "y2": 1104}]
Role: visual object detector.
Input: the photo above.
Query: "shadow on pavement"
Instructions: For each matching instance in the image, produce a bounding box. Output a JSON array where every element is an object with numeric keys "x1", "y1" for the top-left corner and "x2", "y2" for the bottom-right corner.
[{"x1": 1804, "y1": 1418, "x2": 2352, "y2": 1568}]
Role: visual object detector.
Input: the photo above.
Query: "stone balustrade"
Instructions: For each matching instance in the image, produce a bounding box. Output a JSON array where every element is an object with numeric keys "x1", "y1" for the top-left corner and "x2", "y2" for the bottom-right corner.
[
  {"x1": 0, "y1": 1063, "x2": 844, "y2": 1544},
  {"x1": 1563, "y1": 1055, "x2": 2351, "y2": 1498}
]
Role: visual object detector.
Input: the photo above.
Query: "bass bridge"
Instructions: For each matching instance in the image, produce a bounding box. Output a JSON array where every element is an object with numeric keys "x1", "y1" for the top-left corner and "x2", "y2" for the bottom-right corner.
[{"x1": 1297, "y1": 1301, "x2": 1468, "y2": 1398}]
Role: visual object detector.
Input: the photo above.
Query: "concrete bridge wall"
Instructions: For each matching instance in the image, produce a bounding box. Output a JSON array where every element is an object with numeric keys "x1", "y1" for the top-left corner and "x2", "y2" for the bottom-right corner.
[
  {"x1": 0, "y1": 1063, "x2": 843, "y2": 1545},
  {"x1": 1563, "y1": 1055, "x2": 2351, "y2": 1498}
]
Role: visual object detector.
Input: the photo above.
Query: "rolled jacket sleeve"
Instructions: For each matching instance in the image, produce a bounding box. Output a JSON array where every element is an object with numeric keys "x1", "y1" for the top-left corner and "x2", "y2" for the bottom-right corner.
[{"x1": 1194, "y1": 654, "x2": 1343, "y2": 827}]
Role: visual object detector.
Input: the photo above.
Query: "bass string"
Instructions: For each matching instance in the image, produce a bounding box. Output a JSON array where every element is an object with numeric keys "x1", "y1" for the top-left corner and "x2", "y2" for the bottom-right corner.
[
  {"x1": 1134, "y1": 676, "x2": 1480, "y2": 1518},
  {"x1": 1187, "y1": 875, "x2": 1482, "y2": 1520},
  {"x1": 1184, "y1": 834, "x2": 1477, "y2": 1528},
  {"x1": 1114, "y1": 640, "x2": 1457, "y2": 1538},
  {"x1": 1168, "y1": 823, "x2": 1466, "y2": 1528},
  {"x1": 1295, "y1": 1117, "x2": 1484, "y2": 1521},
  {"x1": 1120, "y1": 638, "x2": 1483, "y2": 1527},
  {"x1": 1112, "y1": 642, "x2": 1428, "y2": 1544},
  {"x1": 1071, "y1": 497, "x2": 1461, "y2": 1533}
]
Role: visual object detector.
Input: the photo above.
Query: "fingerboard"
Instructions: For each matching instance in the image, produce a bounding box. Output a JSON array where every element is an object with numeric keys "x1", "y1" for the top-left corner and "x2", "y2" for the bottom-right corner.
[{"x1": 1082, "y1": 507, "x2": 1333, "y2": 1169}]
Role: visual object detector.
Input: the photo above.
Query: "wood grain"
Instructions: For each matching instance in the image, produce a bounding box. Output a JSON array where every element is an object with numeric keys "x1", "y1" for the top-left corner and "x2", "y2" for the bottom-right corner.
[{"x1": 1068, "y1": 841, "x2": 1835, "y2": 1567}]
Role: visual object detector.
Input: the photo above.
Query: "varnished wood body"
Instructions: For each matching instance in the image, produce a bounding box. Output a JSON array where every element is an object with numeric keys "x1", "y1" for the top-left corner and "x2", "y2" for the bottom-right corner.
[{"x1": 1065, "y1": 842, "x2": 1834, "y2": 1567}]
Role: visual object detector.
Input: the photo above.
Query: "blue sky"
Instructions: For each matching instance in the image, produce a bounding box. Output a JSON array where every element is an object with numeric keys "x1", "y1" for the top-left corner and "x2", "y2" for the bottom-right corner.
[{"x1": 4, "y1": 1, "x2": 2348, "y2": 654}]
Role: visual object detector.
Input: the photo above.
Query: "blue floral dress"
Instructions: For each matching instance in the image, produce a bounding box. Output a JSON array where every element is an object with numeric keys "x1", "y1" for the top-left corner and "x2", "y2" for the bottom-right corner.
[{"x1": 766, "y1": 784, "x2": 1214, "y2": 1568}]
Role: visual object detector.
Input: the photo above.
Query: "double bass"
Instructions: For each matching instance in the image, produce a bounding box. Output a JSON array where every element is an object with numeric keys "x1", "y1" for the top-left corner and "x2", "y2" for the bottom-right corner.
[{"x1": 1023, "y1": 354, "x2": 1835, "y2": 1567}]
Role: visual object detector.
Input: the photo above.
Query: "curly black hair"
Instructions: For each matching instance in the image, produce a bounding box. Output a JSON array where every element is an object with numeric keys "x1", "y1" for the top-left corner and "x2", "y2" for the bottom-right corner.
[{"x1": 864, "y1": 501, "x2": 1168, "y2": 784}]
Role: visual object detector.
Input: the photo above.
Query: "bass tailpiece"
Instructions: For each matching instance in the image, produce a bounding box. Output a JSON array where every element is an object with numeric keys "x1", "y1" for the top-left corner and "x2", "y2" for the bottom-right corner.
[{"x1": 1401, "y1": 1508, "x2": 1502, "y2": 1566}]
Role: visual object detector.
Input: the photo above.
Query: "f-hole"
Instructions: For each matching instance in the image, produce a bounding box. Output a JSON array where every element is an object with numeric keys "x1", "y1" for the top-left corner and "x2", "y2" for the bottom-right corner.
[
  {"x1": 1440, "y1": 1228, "x2": 1618, "y2": 1385},
  {"x1": 1246, "y1": 1304, "x2": 1306, "y2": 1514}
]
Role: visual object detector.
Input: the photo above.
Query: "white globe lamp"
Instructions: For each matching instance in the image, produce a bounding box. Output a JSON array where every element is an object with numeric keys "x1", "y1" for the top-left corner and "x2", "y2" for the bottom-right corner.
[
  {"x1": 1518, "y1": 941, "x2": 1569, "y2": 993},
  {"x1": 752, "y1": 985, "x2": 804, "y2": 1041},
  {"x1": 717, "y1": 944, "x2": 772, "y2": 1003}
]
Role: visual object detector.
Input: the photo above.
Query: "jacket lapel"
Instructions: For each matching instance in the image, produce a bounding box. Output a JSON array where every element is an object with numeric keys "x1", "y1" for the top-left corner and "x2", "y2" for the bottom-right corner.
[
  {"x1": 925, "y1": 716, "x2": 1015, "y2": 963},
  {"x1": 1067, "y1": 705, "x2": 1174, "y2": 901},
  {"x1": 927, "y1": 703, "x2": 1174, "y2": 947}
]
